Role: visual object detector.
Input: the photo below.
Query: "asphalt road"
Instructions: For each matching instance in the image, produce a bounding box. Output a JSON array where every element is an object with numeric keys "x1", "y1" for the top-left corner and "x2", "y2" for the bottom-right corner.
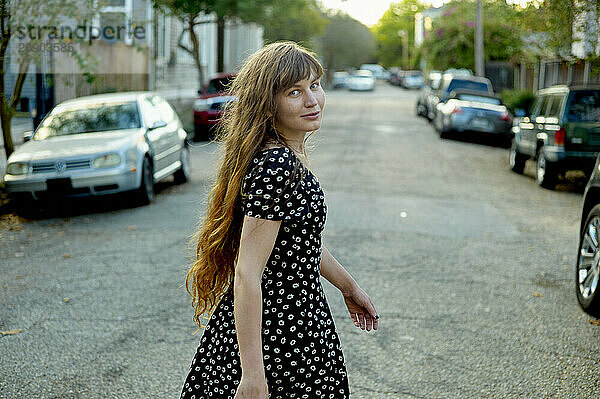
[{"x1": 1, "y1": 83, "x2": 599, "y2": 398}]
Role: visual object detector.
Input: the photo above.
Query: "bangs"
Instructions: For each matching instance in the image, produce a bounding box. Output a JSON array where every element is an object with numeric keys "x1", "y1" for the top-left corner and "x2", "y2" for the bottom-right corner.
[{"x1": 273, "y1": 47, "x2": 323, "y2": 94}]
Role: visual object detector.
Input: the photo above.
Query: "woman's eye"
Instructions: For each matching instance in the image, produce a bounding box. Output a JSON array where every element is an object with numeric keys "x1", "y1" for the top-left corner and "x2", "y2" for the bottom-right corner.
[
  {"x1": 289, "y1": 89, "x2": 300, "y2": 96},
  {"x1": 311, "y1": 82, "x2": 320, "y2": 89}
]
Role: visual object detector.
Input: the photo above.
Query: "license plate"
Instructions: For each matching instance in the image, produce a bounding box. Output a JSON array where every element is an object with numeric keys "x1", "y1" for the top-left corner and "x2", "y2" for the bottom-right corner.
[
  {"x1": 46, "y1": 178, "x2": 73, "y2": 193},
  {"x1": 471, "y1": 118, "x2": 490, "y2": 130}
]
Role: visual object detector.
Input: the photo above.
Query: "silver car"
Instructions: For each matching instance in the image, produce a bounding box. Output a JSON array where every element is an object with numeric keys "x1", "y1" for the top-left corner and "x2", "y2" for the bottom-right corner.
[
  {"x1": 4, "y1": 92, "x2": 191, "y2": 207},
  {"x1": 434, "y1": 89, "x2": 512, "y2": 143}
]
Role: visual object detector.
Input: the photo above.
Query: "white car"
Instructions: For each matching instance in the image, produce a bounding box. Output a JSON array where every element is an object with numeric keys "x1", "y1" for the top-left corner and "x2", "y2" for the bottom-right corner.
[
  {"x1": 346, "y1": 70, "x2": 376, "y2": 91},
  {"x1": 4, "y1": 92, "x2": 191, "y2": 208}
]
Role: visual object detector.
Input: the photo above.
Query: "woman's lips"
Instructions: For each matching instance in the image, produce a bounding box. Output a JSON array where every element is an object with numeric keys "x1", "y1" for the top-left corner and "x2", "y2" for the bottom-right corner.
[{"x1": 301, "y1": 111, "x2": 320, "y2": 120}]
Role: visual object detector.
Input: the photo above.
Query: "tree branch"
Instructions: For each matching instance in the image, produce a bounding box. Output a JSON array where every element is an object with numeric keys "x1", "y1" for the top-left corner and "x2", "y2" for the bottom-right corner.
[{"x1": 177, "y1": 27, "x2": 193, "y2": 56}]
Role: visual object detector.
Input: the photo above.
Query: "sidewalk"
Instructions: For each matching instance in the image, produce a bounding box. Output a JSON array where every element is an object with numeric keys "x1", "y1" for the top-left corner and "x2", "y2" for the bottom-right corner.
[{"x1": 0, "y1": 117, "x2": 34, "y2": 178}]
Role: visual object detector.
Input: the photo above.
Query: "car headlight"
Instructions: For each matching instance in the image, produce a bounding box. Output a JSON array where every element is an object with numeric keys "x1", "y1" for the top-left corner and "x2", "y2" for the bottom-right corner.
[
  {"x1": 126, "y1": 146, "x2": 138, "y2": 167},
  {"x1": 193, "y1": 99, "x2": 210, "y2": 112},
  {"x1": 93, "y1": 153, "x2": 121, "y2": 168},
  {"x1": 6, "y1": 162, "x2": 29, "y2": 175}
]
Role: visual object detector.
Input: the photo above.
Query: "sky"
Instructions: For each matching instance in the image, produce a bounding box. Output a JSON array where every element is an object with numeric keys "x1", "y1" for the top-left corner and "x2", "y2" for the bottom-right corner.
[
  {"x1": 318, "y1": 0, "x2": 449, "y2": 27},
  {"x1": 319, "y1": 0, "x2": 533, "y2": 27}
]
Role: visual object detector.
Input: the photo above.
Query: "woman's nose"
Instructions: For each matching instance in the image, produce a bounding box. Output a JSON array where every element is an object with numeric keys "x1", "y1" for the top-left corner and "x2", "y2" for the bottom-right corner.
[{"x1": 304, "y1": 91, "x2": 318, "y2": 108}]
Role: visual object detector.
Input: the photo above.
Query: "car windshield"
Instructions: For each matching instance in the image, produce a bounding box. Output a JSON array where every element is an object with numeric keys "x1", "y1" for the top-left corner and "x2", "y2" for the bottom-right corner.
[
  {"x1": 206, "y1": 77, "x2": 234, "y2": 94},
  {"x1": 34, "y1": 101, "x2": 140, "y2": 140},
  {"x1": 457, "y1": 94, "x2": 501, "y2": 105},
  {"x1": 567, "y1": 91, "x2": 600, "y2": 122},
  {"x1": 447, "y1": 80, "x2": 489, "y2": 93}
]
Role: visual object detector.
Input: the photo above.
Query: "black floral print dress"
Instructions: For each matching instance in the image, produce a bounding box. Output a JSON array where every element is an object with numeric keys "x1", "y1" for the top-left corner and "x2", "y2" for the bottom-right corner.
[{"x1": 180, "y1": 147, "x2": 350, "y2": 399}]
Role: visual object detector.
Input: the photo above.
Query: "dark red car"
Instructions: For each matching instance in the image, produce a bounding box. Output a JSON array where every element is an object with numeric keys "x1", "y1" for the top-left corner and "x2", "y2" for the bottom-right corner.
[{"x1": 193, "y1": 73, "x2": 236, "y2": 141}]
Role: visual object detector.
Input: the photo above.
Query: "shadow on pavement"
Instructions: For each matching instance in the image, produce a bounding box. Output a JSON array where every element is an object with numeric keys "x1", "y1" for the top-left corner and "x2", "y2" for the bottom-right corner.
[{"x1": 9, "y1": 179, "x2": 174, "y2": 220}]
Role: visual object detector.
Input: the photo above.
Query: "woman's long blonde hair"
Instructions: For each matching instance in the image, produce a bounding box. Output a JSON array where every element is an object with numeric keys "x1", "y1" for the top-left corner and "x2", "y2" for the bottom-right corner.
[{"x1": 185, "y1": 42, "x2": 324, "y2": 328}]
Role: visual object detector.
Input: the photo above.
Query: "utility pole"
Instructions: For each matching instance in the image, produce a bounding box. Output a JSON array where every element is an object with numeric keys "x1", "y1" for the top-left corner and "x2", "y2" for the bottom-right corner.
[{"x1": 475, "y1": 0, "x2": 484, "y2": 77}]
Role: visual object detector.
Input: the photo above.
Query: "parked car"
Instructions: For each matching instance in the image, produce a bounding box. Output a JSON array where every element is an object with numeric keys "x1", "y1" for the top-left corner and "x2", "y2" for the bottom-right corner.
[
  {"x1": 346, "y1": 70, "x2": 376, "y2": 91},
  {"x1": 388, "y1": 67, "x2": 403, "y2": 86},
  {"x1": 331, "y1": 71, "x2": 349, "y2": 89},
  {"x1": 4, "y1": 92, "x2": 190, "y2": 207},
  {"x1": 576, "y1": 155, "x2": 600, "y2": 317},
  {"x1": 415, "y1": 71, "x2": 443, "y2": 119},
  {"x1": 401, "y1": 70, "x2": 425, "y2": 89},
  {"x1": 433, "y1": 89, "x2": 512, "y2": 142},
  {"x1": 359, "y1": 64, "x2": 390, "y2": 80},
  {"x1": 193, "y1": 73, "x2": 236, "y2": 141},
  {"x1": 509, "y1": 85, "x2": 600, "y2": 189},
  {"x1": 426, "y1": 75, "x2": 494, "y2": 122}
]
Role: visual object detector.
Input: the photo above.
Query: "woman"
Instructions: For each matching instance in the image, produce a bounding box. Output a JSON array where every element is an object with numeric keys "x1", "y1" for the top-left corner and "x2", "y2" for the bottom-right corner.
[{"x1": 181, "y1": 42, "x2": 379, "y2": 399}]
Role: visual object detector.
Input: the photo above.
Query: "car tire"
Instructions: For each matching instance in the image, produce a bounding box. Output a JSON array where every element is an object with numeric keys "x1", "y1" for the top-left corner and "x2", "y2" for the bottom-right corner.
[
  {"x1": 535, "y1": 147, "x2": 557, "y2": 189},
  {"x1": 576, "y1": 204, "x2": 600, "y2": 317},
  {"x1": 509, "y1": 138, "x2": 527, "y2": 174},
  {"x1": 194, "y1": 124, "x2": 209, "y2": 142},
  {"x1": 436, "y1": 114, "x2": 450, "y2": 139},
  {"x1": 173, "y1": 146, "x2": 191, "y2": 185},
  {"x1": 133, "y1": 157, "x2": 154, "y2": 206}
]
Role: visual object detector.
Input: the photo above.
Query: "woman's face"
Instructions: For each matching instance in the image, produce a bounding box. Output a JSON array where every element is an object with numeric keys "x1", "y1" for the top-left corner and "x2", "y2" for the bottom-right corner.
[{"x1": 274, "y1": 73, "x2": 325, "y2": 138}]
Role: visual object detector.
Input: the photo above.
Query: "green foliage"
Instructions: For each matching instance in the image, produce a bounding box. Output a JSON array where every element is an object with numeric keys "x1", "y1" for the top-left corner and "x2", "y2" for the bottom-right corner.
[
  {"x1": 500, "y1": 89, "x2": 535, "y2": 114},
  {"x1": 319, "y1": 11, "x2": 376, "y2": 74},
  {"x1": 517, "y1": 0, "x2": 576, "y2": 58},
  {"x1": 421, "y1": 0, "x2": 523, "y2": 71},
  {"x1": 262, "y1": 0, "x2": 327, "y2": 49},
  {"x1": 371, "y1": 0, "x2": 425, "y2": 69},
  {"x1": 153, "y1": 0, "x2": 272, "y2": 21}
]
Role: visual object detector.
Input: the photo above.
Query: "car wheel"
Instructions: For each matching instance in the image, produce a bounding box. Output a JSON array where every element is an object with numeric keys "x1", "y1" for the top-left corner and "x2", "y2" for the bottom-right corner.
[
  {"x1": 436, "y1": 115, "x2": 449, "y2": 139},
  {"x1": 133, "y1": 157, "x2": 154, "y2": 206},
  {"x1": 509, "y1": 138, "x2": 527, "y2": 174},
  {"x1": 535, "y1": 147, "x2": 557, "y2": 189},
  {"x1": 577, "y1": 204, "x2": 600, "y2": 317},
  {"x1": 194, "y1": 124, "x2": 209, "y2": 142},
  {"x1": 173, "y1": 146, "x2": 191, "y2": 185}
]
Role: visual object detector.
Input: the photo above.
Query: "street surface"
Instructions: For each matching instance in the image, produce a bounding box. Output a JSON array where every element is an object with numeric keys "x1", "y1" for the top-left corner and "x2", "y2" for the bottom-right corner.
[{"x1": 1, "y1": 83, "x2": 599, "y2": 398}]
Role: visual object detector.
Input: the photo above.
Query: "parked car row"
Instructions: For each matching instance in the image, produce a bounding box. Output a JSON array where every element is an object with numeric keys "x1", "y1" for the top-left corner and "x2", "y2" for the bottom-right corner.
[
  {"x1": 503, "y1": 84, "x2": 600, "y2": 317},
  {"x1": 417, "y1": 77, "x2": 600, "y2": 318},
  {"x1": 330, "y1": 69, "x2": 376, "y2": 92},
  {"x1": 4, "y1": 92, "x2": 191, "y2": 209}
]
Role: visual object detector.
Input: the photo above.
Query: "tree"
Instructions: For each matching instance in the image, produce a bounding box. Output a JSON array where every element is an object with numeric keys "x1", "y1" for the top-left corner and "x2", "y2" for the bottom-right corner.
[
  {"x1": 420, "y1": 0, "x2": 523, "y2": 71},
  {"x1": 319, "y1": 11, "x2": 376, "y2": 79},
  {"x1": 0, "y1": 0, "x2": 98, "y2": 159},
  {"x1": 371, "y1": 0, "x2": 424, "y2": 69},
  {"x1": 153, "y1": 0, "x2": 279, "y2": 86},
  {"x1": 261, "y1": 0, "x2": 327, "y2": 49}
]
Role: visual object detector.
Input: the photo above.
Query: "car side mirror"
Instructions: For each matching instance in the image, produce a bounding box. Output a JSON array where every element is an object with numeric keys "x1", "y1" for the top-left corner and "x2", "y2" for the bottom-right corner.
[
  {"x1": 197, "y1": 89, "x2": 203, "y2": 96},
  {"x1": 149, "y1": 120, "x2": 167, "y2": 130},
  {"x1": 23, "y1": 130, "x2": 33, "y2": 142}
]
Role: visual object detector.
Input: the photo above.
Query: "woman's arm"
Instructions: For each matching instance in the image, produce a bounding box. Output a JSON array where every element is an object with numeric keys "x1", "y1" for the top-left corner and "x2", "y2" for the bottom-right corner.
[
  {"x1": 320, "y1": 244, "x2": 379, "y2": 331},
  {"x1": 319, "y1": 245, "x2": 358, "y2": 295},
  {"x1": 233, "y1": 216, "x2": 281, "y2": 397}
]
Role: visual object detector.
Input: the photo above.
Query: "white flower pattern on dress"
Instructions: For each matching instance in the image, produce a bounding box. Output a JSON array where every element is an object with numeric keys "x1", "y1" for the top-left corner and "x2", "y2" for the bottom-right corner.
[{"x1": 180, "y1": 147, "x2": 349, "y2": 399}]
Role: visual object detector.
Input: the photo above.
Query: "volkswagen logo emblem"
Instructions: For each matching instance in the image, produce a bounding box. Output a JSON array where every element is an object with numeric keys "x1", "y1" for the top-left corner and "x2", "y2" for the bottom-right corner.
[{"x1": 55, "y1": 160, "x2": 66, "y2": 174}]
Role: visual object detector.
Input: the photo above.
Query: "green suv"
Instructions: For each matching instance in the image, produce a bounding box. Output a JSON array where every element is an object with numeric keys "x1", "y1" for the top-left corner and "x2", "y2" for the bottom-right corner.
[{"x1": 509, "y1": 85, "x2": 600, "y2": 189}]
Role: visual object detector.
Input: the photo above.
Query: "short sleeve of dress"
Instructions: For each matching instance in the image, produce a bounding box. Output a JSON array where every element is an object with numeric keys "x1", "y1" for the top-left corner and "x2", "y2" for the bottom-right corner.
[{"x1": 241, "y1": 149, "x2": 307, "y2": 221}]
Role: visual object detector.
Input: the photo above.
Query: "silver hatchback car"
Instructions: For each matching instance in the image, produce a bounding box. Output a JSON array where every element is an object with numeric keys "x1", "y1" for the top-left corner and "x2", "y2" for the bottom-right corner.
[{"x1": 4, "y1": 92, "x2": 191, "y2": 207}]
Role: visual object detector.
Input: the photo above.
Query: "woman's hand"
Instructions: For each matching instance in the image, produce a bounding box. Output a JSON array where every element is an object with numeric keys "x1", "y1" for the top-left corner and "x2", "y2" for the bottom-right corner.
[
  {"x1": 234, "y1": 375, "x2": 269, "y2": 399},
  {"x1": 343, "y1": 286, "x2": 379, "y2": 331}
]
